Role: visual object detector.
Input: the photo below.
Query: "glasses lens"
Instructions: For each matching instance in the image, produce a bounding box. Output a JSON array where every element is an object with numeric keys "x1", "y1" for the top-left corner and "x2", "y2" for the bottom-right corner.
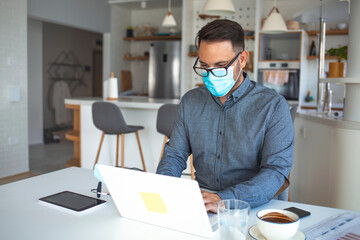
[
  {"x1": 194, "y1": 67, "x2": 208, "y2": 77},
  {"x1": 211, "y1": 68, "x2": 228, "y2": 77}
]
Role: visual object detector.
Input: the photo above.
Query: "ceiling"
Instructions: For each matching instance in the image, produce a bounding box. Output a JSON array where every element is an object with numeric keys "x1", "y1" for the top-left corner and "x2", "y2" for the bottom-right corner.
[
  {"x1": 108, "y1": 0, "x2": 182, "y2": 10},
  {"x1": 292, "y1": 0, "x2": 350, "y2": 23}
]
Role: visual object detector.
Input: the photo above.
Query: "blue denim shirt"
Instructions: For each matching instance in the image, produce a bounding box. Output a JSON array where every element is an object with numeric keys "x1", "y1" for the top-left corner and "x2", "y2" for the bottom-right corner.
[{"x1": 156, "y1": 73, "x2": 294, "y2": 208}]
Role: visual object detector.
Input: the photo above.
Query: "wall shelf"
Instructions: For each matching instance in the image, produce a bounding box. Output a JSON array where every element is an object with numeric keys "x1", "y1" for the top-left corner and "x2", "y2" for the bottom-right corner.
[
  {"x1": 307, "y1": 56, "x2": 338, "y2": 60},
  {"x1": 123, "y1": 56, "x2": 149, "y2": 61},
  {"x1": 245, "y1": 35, "x2": 255, "y2": 40},
  {"x1": 188, "y1": 52, "x2": 198, "y2": 57},
  {"x1": 307, "y1": 29, "x2": 348, "y2": 36},
  {"x1": 123, "y1": 35, "x2": 181, "y2": 41}
]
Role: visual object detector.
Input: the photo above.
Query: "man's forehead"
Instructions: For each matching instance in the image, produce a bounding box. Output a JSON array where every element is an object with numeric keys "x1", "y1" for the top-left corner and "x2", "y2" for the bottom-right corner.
[
  {"x1": 198, "y1": 41, "x2": 236, "y2": 63},
  {"x1": 199, "y1": 40, "x2": 233, "y2": 49}
]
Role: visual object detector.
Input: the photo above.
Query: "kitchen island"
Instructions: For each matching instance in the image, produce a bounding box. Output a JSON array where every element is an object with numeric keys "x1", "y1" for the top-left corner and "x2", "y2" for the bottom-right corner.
[
  {"x1": 64, "y1": 96, "x2": 184, "y2": 173},
  {"x1": 291, "y1": 110, "x2": 360, "y2": 212}
]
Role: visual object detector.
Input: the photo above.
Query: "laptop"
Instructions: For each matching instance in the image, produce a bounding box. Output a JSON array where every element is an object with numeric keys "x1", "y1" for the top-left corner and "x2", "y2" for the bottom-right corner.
[{"x1": 96, "y1": 164, "x2": 218, "y2": 238}]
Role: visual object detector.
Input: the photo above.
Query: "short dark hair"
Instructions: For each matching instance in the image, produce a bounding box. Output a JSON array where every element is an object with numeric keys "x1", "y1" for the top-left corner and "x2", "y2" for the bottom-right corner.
[{"x1": 196, "y1": 19, "x2": 245, "y2": 53}]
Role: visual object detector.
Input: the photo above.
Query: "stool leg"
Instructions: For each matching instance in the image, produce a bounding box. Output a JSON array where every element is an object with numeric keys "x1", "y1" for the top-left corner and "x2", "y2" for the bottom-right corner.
[
  {"x1": 116, "y1": 134, "x2": 119, "y2": 167},
  {"x1": 93, "y1": 132, "x2": 105, "y2": 170},
  {"x1": 159, "y1": 136, "x2": 168, "y2": 162},
  {"x1": 190, "y1": 154, "x2": 195, "y2": 180},
  {"x1": 135, "y1": 131, "x2": 146, "y2": 172},
  {"x1": 121, "y1": 134, "x2": 125, "y2": 168}
]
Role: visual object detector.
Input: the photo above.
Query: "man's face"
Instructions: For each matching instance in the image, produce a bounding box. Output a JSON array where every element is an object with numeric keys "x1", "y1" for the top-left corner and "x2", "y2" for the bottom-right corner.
[{"x1": 198, "y1": 40, "x2": 248, "y2": 82}]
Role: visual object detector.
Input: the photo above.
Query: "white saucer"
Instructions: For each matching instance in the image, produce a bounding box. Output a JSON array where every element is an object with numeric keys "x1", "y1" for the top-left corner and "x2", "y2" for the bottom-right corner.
[{"x1": 248, "y1": 225, "x2": 306, "y2": 240}]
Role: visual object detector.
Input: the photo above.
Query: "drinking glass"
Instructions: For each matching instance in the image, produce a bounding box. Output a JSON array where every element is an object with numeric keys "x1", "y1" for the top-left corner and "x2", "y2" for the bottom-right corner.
[{"x1": 217, "y1": 199, "x2": 250, "y2": 240}]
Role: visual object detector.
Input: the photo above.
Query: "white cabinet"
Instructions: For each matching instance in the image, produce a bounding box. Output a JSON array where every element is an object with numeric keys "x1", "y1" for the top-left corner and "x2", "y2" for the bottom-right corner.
[{"x1": 291, "y1": 113, "x2": 360, "y2": 212}]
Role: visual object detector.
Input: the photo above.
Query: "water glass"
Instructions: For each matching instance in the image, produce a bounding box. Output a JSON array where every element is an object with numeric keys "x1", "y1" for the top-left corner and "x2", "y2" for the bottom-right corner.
[{"x1": 217, "y1": 199, "x2": 250, "y2": 240}]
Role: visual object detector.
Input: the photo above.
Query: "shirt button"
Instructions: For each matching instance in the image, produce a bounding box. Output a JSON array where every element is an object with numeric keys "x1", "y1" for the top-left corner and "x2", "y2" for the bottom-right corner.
[
  {"x1": 217, "y1": 155, "x2": 220, "y2": 159},
  {"x1": 219, "y1": 131, "x2": 222, "y2": 135},
  {"x1": 235, "y1": 97, "x2": 238, "y2": 99},
  {"x1": 216, "y1": 178, "x2": 220, "y2": 182}
]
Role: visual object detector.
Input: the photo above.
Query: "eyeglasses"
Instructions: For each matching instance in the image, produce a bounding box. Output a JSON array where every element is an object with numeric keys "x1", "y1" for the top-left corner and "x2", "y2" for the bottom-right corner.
[
  {"x1": 193, "y1": 51, "x2": 242, "y2": 78},
  {"x1": 91, "y1": 181, "x2": 110, "y2": 198}
]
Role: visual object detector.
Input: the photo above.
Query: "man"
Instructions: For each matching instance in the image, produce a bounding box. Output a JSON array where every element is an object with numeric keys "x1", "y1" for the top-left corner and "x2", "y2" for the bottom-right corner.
[{"x1": 156, "y1": 19, "x2": 294, "y2": 212}]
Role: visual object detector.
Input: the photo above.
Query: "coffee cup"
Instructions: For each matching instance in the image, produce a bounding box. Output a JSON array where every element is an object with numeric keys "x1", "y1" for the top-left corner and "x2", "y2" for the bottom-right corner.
[{"x1": 256, "y1": 209, "x2": 300, "y2": 240}]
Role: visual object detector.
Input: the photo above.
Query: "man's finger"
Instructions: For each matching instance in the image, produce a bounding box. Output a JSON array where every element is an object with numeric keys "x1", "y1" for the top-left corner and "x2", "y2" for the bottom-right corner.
[{"x1": 205, "y1": 203, "x2": 217, "y2": 213}]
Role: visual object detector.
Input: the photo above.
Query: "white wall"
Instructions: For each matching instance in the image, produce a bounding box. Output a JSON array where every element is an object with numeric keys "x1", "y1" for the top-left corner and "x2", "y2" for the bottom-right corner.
[
  {"x1": 42, "y1": 22, "x2": 103, "y2": 130},
  {"x1": 0, "y1": 0, "x2": 29, "y2": 178},
  {"x1": 28, "y1": 0, "x2": 110, "y2": 34},
  {"x1": 28, "y1": 18, "x2": 43, "y2": 145},
  {"x1": 110, "y1": 5, "x2": 131, "y2": 86}
]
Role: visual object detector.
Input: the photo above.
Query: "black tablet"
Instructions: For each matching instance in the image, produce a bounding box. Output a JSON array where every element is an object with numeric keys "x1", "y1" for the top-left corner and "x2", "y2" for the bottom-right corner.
[{"x1": 39, "y1": 191, "x2": 106, "y2": 213}]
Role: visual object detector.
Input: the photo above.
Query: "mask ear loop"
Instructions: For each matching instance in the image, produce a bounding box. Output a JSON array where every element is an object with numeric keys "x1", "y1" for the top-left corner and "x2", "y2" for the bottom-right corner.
[{"x1": 233, "y1": 55, "x2": 243, "y2": 83}]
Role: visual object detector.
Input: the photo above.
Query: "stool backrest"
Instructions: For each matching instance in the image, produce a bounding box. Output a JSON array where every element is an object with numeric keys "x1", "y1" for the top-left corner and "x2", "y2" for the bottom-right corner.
[
  {"x1": 156, "y1": 104, "x2": 179, "y2": 137},
  {"x1": 278, "y1": 104, "x2": 298, "y2": 201},
  {"x1": 290, "y1": 104, "x2": 297, "y2": 123},
  {"x1": 92, "y1": 102, "x2": 129, "y2": 134}
]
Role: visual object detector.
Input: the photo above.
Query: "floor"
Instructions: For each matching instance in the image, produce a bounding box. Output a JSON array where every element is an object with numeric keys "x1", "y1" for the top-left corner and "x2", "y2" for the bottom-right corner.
[
  {"x1": 1, "y1": 139, "x2": 192, "y2": 185},
  {"x1": 29, "y1": 140, "x2": 73, "y2": 175},
  {"x1": 0, "y1": 139, "x2": 73, "y2": 185}
]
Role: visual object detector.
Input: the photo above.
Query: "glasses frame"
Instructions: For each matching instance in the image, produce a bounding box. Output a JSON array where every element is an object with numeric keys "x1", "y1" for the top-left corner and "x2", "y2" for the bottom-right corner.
[{"x1": 193, "y1": 51, "x2": 242, "y2": 78}]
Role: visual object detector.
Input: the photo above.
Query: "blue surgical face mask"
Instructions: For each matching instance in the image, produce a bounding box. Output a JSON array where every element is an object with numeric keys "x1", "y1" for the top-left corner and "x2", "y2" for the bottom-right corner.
[{"x1": 202, "y1": 62, "x2": 241, "y2": 97}]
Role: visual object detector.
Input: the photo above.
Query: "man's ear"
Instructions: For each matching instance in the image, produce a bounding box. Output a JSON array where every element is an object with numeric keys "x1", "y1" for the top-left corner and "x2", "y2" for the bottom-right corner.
[{"x1": 239, "y1": 51, "x2": 249, "y2": 69}]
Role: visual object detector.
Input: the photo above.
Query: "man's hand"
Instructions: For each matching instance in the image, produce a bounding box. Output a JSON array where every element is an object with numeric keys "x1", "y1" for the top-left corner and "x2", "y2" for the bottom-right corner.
[{"x1": 201, "y1": 190, "x2": 221, "y2": 213}]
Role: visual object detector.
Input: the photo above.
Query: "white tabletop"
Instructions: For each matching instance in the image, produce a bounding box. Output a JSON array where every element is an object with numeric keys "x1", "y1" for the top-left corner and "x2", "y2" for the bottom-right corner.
[{"x1": 0, "y1": 167, "x2": 352, "y2": 240}]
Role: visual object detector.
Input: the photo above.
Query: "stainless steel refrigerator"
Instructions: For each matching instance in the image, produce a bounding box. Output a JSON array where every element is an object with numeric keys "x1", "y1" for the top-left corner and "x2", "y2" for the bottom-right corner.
[{"x1": 148, "y1": 41, "x2": 181, "y2": 99}]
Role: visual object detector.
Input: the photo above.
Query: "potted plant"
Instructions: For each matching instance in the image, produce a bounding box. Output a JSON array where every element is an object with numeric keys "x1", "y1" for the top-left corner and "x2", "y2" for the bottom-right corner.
[
  {"x1": 126, "y1": 26, "x2": 133, "y2": 38},
  {"x1": 326, "y1": 45, "x2": 347, "y2": 78}
]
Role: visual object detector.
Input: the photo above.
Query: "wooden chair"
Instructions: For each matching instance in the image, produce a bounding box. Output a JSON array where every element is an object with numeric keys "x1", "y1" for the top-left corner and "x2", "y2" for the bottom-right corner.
[
  {"x1": 156, "y1": 104, "x2": 195, "y2": 180},
  {"x1": 92, "y1": 102, "x2": 146, "y2": 171}
]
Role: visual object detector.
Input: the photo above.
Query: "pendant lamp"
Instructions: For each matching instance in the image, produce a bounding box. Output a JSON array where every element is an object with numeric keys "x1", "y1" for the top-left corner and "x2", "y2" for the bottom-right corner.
[
  {"x1": 203, "y1": 0, "x2": 235, "y2": 15},
  {"x1": 162, "y1": 0, "x2": 176, "y2": 27},
  {"x1": 261, "y1": 0, "x2": 287, "y2": 33}
]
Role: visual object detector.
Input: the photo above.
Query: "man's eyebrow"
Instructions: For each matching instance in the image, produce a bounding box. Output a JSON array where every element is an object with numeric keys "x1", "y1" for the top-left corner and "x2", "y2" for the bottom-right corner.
[{"x1": 199, "y1": 60, "x2": 228, "y2": 66}]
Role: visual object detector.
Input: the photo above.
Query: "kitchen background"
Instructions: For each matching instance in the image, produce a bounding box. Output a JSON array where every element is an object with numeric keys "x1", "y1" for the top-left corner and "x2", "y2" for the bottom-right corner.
[{"x1": 0, "y1": 0, "x2": 350, "y2": 183}]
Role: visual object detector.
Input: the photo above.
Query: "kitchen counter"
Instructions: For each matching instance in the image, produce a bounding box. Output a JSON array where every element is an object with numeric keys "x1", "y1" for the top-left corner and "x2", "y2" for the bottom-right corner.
[
  {"x1": 291, "y1": 110, "x2": 360, "y2": 212},
  {"x1": 296, "y1": 110, "x2": 360, "y2": 130},
  {"x1": 64, "y1": 97, "x2": 189, "y2": 174},
  {"x1": 65, "y1": 96, "x2": 180, "y2": 109}
]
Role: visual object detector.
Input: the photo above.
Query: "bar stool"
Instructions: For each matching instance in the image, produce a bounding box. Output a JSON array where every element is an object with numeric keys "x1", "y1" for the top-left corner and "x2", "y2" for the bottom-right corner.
[
  {"x1": 92, "y1": 102, "x2": 146, "y2": 171},
  {"x1": 156, "y1": 104, "x2": 195, "y2": 180}
]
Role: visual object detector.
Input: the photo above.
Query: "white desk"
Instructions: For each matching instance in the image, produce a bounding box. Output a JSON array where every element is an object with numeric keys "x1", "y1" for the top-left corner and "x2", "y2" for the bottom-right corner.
[{"x1": 0, "y1": 167, "x2": 354, "y2": 240}]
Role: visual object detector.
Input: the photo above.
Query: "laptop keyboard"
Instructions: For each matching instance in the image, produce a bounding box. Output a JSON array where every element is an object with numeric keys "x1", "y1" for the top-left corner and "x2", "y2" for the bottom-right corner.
[{"x1": 208, "y1": 213, "x2": 219, "y2": 232}]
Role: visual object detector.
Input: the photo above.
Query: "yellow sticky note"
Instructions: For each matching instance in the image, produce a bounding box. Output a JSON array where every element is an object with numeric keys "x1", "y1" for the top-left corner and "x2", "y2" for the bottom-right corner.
[{"x1": 139, "y1": 192, "x2": 168, "y2": 214}]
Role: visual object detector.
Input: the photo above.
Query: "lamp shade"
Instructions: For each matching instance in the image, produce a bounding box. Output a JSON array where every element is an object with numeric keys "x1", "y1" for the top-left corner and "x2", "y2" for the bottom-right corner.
[
  {"x1": 162, "y1": 11, "x2": 177, "y2": 27},
  {"x1": 203, "y1": 0, "x2": 235, "y2": 15},
  {"x1": 261, "y1": 7, "x2": 287, "y2": 33}
]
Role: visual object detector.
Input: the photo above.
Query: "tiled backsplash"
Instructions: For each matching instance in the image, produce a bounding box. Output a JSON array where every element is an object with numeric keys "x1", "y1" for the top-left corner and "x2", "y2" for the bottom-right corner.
[{"x1": 0, "y1": 0, "x2": 29, "y2": 178}]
